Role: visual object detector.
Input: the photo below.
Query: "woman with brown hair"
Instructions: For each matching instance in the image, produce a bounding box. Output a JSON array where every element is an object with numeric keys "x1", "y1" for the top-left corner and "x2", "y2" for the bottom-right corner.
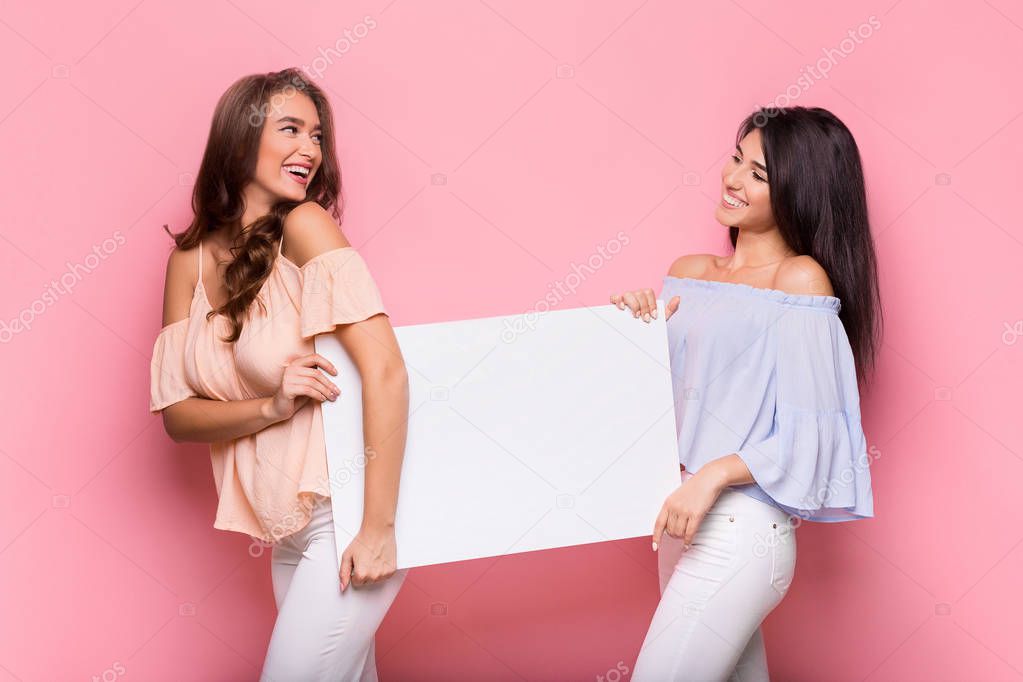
[{"x1": 149, "y1": 68, "x2": 408, "y2": 680}]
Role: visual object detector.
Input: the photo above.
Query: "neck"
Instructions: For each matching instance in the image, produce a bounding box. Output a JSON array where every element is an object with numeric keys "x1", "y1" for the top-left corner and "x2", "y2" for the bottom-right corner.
[{"x1": 726, "y1": 225, "x2": 797, "y2": 272}]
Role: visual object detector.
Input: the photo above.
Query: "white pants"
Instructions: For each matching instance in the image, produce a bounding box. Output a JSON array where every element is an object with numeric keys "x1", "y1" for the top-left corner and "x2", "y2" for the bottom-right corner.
[
  {"x1": 633, "y1": 473, "x2": 797, "y2": 682},
  {"x1": 259, "y1": 494, "x2": 407, "y2": 682}
]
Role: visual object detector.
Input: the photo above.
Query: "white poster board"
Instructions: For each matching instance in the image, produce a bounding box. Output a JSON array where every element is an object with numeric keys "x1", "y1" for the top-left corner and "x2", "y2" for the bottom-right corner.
[{"x1": 315, "y1": 301, "x2": 680, "y2": 569}]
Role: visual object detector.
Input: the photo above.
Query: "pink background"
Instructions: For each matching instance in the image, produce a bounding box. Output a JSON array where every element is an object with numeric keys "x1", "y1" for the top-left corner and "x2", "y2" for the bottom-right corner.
[{"x1": 2, "y1": 0, "x2": 1022, "y2": 679}]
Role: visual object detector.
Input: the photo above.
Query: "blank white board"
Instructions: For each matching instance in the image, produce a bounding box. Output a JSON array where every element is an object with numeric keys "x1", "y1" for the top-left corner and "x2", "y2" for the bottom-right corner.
[{"x1": 315, "y1": 301, "x2": 680, "y2": 569}]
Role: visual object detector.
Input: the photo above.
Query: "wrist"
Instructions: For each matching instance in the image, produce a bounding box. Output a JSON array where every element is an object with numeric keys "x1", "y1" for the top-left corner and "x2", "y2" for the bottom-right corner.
[
  {"x1": 259, "y1": 397, "x2": 281, "y2": 424},
  {"x1": 361, "y1": 519, "x2": 396, "y2": 535},
  {"x1": 697, "y1": 462, "x2": 730, "y2": 491}
]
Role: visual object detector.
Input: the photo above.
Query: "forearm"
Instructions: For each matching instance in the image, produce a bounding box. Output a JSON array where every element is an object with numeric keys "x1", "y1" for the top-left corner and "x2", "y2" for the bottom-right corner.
[
  {"x1": 359, "y1": 367, "x2": 409, "y2": 530},
  {"x1": 358, "y1": 366, "x2": 409, "y2": 531},
  {"x1": 699, "y1": 453, "x2": 756, "y2": 489},
  {"x1": 162, "y1": 396, "x2": 283, "y2": 444}
]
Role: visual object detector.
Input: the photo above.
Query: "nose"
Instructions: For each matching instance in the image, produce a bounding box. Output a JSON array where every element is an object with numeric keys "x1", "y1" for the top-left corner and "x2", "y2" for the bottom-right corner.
[
  {"x1": 299, "y1": 135, "x2": 317, "y2": 159},
  {"x1": 723, "y1": 167, "x2": 741, "y2": 190}
]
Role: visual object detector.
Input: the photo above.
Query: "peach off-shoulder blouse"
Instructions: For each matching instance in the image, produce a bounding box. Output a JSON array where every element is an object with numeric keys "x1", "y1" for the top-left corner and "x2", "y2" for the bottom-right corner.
[{"x1": 149, "y1": 237, "x2": 387, "y2": 543}]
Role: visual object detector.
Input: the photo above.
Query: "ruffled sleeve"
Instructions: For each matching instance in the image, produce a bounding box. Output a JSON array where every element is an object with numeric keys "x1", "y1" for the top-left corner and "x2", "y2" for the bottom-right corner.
[
  {"x1": 736, "y1": 307, "x2": 874, "y2": 522},
  {"x1": 149, "y1": 320, "x2": 198, "y2": 413},
  {"x1": 299, "y1": 247, "x2": 387, "y2": 339}
]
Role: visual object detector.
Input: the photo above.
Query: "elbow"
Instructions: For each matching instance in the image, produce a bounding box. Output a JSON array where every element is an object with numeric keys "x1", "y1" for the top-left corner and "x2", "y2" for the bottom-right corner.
[
  {"x1": 161, "y1": 409, "x2": 187, "y2": 443},
  {"x1": 362, "y1": 357, "x2": 409, "y2": 393}
]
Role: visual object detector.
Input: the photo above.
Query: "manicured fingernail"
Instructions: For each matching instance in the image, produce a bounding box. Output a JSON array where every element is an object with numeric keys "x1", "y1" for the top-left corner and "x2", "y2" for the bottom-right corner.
[{"x1": 652, "y1": 541, "x2": 658, "y2": 551}]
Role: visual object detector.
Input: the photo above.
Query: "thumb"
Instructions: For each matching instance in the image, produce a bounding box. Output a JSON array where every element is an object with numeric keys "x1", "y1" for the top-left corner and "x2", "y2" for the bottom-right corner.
[
  {"x1": 339, "y1": 547, "x2": 353, "y2": 592},
  {"x1": 666, "y1": 296, "x2": 680, "y2": 320},
  {"x1": 652, "y1": 506, "x2": 668, "y2": 551}
]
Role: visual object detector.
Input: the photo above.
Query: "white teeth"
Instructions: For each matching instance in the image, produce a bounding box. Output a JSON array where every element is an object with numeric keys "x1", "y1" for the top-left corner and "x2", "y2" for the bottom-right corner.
[
  {"x1": 723, "y1": 193, "x2": 747, "y2": 208},
  {"x1": 284, "y1": 165, "x2": 310, "y2": 176}
]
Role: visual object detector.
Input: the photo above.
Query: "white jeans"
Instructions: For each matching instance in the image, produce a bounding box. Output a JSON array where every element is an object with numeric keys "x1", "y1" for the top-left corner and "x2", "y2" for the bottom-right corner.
[
  {"x1": 259, "y1": 494, "x2": 407, "y2": 682},
  {"x1": 633, "y1": 473, "x2": 797, "y2": 682}
]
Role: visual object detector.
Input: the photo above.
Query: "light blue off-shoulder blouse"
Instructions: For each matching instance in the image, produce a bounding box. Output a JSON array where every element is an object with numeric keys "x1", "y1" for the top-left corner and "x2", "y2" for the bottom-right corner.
[{"x1": 660, "y1": 275, "x2": 874, "y2": 522}]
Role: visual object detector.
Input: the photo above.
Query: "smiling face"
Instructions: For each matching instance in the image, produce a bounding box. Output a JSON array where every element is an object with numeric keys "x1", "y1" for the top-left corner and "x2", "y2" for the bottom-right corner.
[
  {"x1": 714, "y1": 128, "x2": 775, "y2": 231},
  {"x1": 246, "y1": 90, "x2": 323, "y2": 207}
]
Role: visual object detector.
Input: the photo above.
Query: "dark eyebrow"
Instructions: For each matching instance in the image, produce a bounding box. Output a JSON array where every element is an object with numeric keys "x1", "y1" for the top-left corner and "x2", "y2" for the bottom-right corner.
[
  {"x1": 276, "y1": 115, "x2": 322, "y2": 130},
  {"x1": 735, "y1": 144, "x2": 767, "y2": 172}
]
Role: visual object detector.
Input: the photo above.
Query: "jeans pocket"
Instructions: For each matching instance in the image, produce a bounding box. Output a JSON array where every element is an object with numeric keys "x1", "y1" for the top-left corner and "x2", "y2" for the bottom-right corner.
[
  {"x1": 680, "y1": 512, "x2": 739, "y2": 572},
  {"x1": 769, "y1": 523, "x2": 797, "y2": 596}
]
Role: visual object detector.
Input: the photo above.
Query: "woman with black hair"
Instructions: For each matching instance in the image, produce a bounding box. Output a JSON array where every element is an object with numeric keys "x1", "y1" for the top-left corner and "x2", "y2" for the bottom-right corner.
[{"x1": 611, "y1": 106, "x2": 882, "y2": 681}]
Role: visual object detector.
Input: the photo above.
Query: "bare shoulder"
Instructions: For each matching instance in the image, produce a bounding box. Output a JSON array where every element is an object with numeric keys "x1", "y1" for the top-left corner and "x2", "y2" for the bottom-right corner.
[
  {"x1": 774, "y1": 255, "x2": 835, "y2": 296},
  {"x1": 667, "y1": 253, "x2": 716, "y2": 279},
  {"x1": 282, "y1": 201, "x2": 352, "y2": 267},
  {"x1": 161, "y1": 245, "x2": 198, "y2": 327}
]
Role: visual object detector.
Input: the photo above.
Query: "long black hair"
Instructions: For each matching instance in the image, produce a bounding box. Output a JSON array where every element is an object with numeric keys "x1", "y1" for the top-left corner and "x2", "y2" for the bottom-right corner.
[{"x1": 730, "y1": 106, "x2": 882, "y2": 387}]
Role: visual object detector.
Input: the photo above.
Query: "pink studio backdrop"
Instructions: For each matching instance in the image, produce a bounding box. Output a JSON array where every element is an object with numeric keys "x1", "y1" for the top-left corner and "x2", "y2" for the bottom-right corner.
[{"x1": 1, "y1": 0, "x2": 1021, "y2": 680}]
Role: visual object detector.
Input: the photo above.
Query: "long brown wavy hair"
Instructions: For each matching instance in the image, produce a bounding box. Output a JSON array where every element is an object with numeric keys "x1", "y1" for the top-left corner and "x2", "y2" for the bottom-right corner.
[{"x1": 162, "y1": 68, "x2": 342, "y2": 342}]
